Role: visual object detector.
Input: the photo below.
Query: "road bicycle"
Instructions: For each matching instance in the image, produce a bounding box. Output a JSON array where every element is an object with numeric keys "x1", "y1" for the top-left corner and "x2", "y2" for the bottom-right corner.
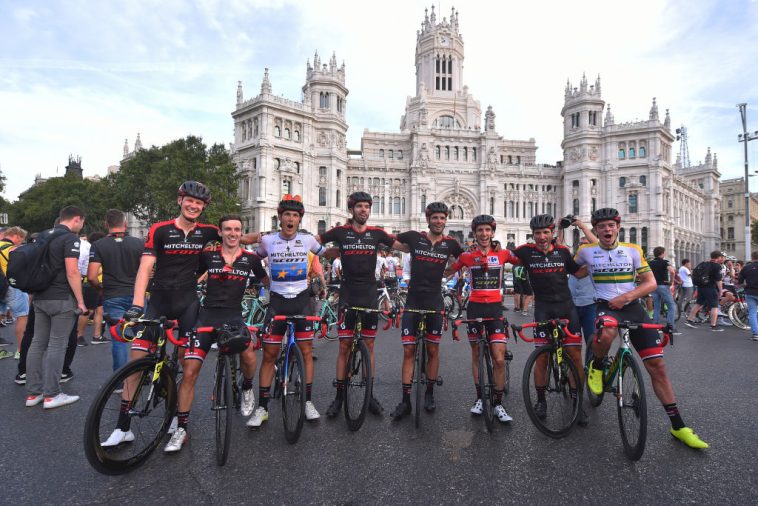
[
  {"x1": 241, "y1": 287, "x2": 268, "y2": 327},
  {"x1": 511, "y1": 319, "x2": 582, "y2": 438},
  {"x1": 83, "y1": 317, "x2": 184, "y2": 475},
  {"x1": 316, "y1": 295, "x2": 341, "y2": 341},
  {"x1": 377, "y1": 282, "x2": 406, "y2": 321},
  {"x1": 727, "y1": 288, "x2": 749, "y2": 330},
  {"x1": 586, "y1": 317, "x2": 673, "y2": 461},
  {"x1": 452, "y1": 317, "x2": 512, "y2": 433}
]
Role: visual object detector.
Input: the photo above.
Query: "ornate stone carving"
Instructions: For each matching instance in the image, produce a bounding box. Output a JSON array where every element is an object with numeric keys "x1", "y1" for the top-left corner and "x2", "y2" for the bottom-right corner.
[{"x1": 589, "y1": 145, "x2": 599, "y2": 161}]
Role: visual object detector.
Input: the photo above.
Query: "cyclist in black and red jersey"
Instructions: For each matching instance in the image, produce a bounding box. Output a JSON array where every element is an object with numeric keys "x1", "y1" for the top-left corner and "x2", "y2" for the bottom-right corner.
[
  {"x1": 389, "y1": 202, "x2": 463, "y2": 420},
  {"x1": 316, "y1": 192, "x2": 396, "y2": 418},
  {"x1": 512, "y1": 214, "x2": 594, "y2": 425},
  {"x1": 163, "y1": 214, "x2": 269, "y2": 453},
  {"x1": 446, "y1": 215, "x2": 518, "y2": 423}
]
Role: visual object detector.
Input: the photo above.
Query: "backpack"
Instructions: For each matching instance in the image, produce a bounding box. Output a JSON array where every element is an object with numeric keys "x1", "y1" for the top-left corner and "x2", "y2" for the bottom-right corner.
[
  {"x1": 691, "y1": 261, "x2": 712, "y2": 287},
  {"x1": 0, "y1": 243, "x2": 10, "y2": 299},
  {"x1": 7, "y1": 228, "x2": 70, "y2": 293}
]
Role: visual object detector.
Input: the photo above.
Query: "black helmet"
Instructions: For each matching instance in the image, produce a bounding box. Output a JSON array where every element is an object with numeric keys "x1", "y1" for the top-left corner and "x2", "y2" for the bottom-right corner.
[
  {"x1": 471, "y1": 214, "x2": 496, "y2": 232},
  {"x1": 591, "y1": 207, "x2": 621, "y2": 226},
  {"x1": 216, "y1": 324, "x2": 252, "y2": 355},
  {"x1": 277, "y1": 194, "x2": 305, "y2": 216},
  {"x1": 425, "y1": 201, "x2": 449, "y2": 217},
  {"x1": 530, "y1": 214, "x2": 555, "y2": 231},
  {"x1": 178, "y1": 180, "x2": 211, "y2": 203},
  {"x1": 347, "y1": 191, "x2": 372, "y2": 210}
]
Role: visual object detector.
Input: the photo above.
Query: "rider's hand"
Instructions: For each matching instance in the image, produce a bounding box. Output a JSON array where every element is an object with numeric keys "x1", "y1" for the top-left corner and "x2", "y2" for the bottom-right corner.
[
  {"x1": 124, "y1": 305, "x2": 144, "y2": 322},
  {"x1": 607, "y1": 295, "x2": 629, "y2": 310}
]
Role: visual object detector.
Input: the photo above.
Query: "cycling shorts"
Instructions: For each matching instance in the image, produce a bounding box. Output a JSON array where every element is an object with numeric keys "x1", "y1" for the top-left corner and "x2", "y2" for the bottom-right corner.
[
  {"x1": 532, "y1": 300, "x2": 582, "y2": 347},
  {"x1": 400, "y1": 292, "x2": 444, "y2": 345},
  {"x1": 262, "y1": 289, "x2": 315, "y2": 345},
  {"x1": 466, "y1": 301, "x2": 507, "y2": 344},
  {"x1": 595, "y1": 300, "x2": 665, "y2": 361},
  {"x1": 132, "y1": 289, "x2": 199, "y2": 353},
  {"x1": 185, "y1": 308, "x2": 248, "y2": 362},
  {"x1": 514, "y1": 278, "x2": 533, "y2": 296},
  {"x1": 696, "y1": 286, "x2": 719, "y2": 309},
  {"x1": 338, "y1": 282, "x2": 379, "y2": 339}
]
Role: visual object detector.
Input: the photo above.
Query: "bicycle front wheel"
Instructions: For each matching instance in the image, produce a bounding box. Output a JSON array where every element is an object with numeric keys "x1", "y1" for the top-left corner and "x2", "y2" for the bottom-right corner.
[
  {"x1": 214, "y1": 355, "x2": 233, "y2": 466},
  {"x1": 729, "y1": 302, "x2": 750, "y2": 330},
  {"x1": 414, "y1": 338, "x2": 426, "y2": 429},
  {"x1": 83, "y1": 357, "x2": 177, "y2": 475},
  {"x1": 344, "y1": 339, "x2": 372, "y2": 431},
  {"x1": 479, "y1": 343, "x2": 495, "y2": 433},
  {"x1": 617, "y1": 352, "x2": 647, "y2": 461},
  {"x1": 281, "y1": 344, "x2": 306, "y2": 444},
  {"x1": 522, "y1": 345, "x2": 580, "y2": 438}
]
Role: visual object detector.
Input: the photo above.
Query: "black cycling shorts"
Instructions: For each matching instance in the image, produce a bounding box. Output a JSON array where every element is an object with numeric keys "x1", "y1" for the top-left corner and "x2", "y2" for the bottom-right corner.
[
  {"x1": 185, "y1": 308, "x2": 247, "y2": 362},
  {"x1": 132, "y1": 289, "x2": 199, "y2": 353},
  {"x1": 400, "y1": 292, "x2": 444, "y2": 345},
  {"x1": 696, "y1": 286, "x2": 719, "y2": 309},
  {"x1": 338, "y1": 282, "x2": 379, "y2": 339},
  {"x1": 595, "y1": 301, "x2": 665, "y2": 361},
  {"x1": 466, "y1": 301, "x2": 507, "y2": 344},
  {"x1": 532, "y1": 300, "x2": 582, "y2": 347},
  {"x1": 263, "y1": 290, "x2": 314, "y2": 345},
  {"x1": 514, "y1": 278, "x2": 533, "y2": 296}
]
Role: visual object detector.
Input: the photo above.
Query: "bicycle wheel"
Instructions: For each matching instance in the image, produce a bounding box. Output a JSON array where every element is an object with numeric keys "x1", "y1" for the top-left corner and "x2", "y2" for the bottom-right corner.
[
  {"x1": 214, "y1": 355, "x2": 233, "y2": 466},
  {"x1": 281, "y1": 343, "x2": 306, "y2": 444},
  {"x1": 324, "y1": 305, "x2": 340, "y2": 341},
  {"x1": 585, "y1": 351, "x2": 605, "y2": 408},
  {"x1": 729, "y1": 302, "x2": 749, "y2": 330},
  {"x1": 251, "y1": 304, "x2": 267, "y2": 327},
  {"x1": 479, "y1": 343, "x2": 495, "y2": 432},
  {"x1": 617, "y1": 352, "x2": 647, "y2": 461},
  {"x1": 83, "y1": 357, "x2": 177, "y2": 475},
  {"x1": 344, "y1": 338, "x2": 372, "y2": 431},
  {"x1": 414, "y1": 338, "x2": 426, "y2": 429},
  {"x1": 522, "y1": 346, "x2": 580, "y2": 438}
]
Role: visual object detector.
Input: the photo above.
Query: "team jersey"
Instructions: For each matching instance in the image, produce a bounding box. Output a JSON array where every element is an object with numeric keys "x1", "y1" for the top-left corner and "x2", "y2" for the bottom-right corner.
[
  {"x1": 452, "y1": 248, "x2": 518, "y2": 304},
  {"x1": 512, "y1": 243, "x2": 580, "y2": 303},
  {"x1": 396, "y1": 231, "x2": 463, "y2": 295},
  {"x1": 255, "y1": 232, "x2": 325, "y2": 298},
  {"x1": 199, "y1": 242, "x2": 267, "y2": 309},
  {"x1": 319, "y1": 225, "x2": 394, "y2": 286},
  {"x1": 574, "y1": 241, "x2": 651, "y2": 302},
  {"x1": 143, "y1": 220, "x2": 220, "y2": 291}
]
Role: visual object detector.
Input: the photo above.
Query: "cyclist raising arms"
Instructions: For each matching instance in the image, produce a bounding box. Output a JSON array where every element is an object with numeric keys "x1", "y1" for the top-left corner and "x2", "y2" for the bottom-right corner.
[
  {"x1": 389, "y1": 202, "x2": 463, "y2": 420},
  {"x1": 317, "y1": 192, "x2": 396, "y2": 418},
  {"x1": 446, "y1": 215, "x2": 518, "y2": 423},
  {"x1": 513, "y1": 214, "x2": 594, "y2": 425},
  {"x1": 575, "y1": 208, "x2": 708, "y2": 449},
  {"x1": 164, "y1": 215, "x2": 268, "y2": 452},
  {"x1": 247, "y1": 195, "x2": 326, "y2": 428}
]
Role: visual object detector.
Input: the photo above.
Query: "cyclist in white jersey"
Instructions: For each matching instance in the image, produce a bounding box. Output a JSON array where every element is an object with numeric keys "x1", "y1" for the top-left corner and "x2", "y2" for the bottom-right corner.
[
  {"x1": 575, "y1": 208, "x2": 707, "y2": 449},
  {"x1": 247, "y1": 195, "x2": 326, "y2": 428}
]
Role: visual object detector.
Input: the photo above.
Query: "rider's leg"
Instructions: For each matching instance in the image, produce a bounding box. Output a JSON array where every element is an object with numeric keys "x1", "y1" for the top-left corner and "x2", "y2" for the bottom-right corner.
[{"x1": 257, "y1": 343, "x2": 279, "y2": 410}]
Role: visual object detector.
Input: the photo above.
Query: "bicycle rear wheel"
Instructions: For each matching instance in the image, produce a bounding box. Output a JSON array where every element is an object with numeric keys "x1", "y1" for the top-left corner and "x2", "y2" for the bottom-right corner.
[
  {"x1": 729, "y1": 302, "x2": 749, "y2": 330},
  {"x1": 414, "y1": 338, "x2": 426, "y2": 429},
  {"x1": 214, "y1": 355, "x2": 233, "y2": 466},
  {"x1": 281, "y1": 343, "x2": 306, "y2": 444},
  {"x1": 479, "y1": 343, "x2": 495, "y2": 432},
  {"x1": 83, "y1": 357, "x2": 177, "y2": 475},
  {"x1": 344, "y1": 338, "x2": 372, "y2": 431},
  {"x1": 617, "y1": 352, "x2": 647, "y2": 461},
  {"x1": 324, "y1": 305, "x2": 340, "y2": 340},
  {"x1": 522, "y1": 345, "x2": 580, "y2": 438}
]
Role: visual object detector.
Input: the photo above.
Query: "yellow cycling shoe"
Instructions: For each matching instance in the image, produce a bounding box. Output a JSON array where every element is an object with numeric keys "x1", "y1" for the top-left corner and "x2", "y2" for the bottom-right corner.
[
  {"x1": 587, "y1": 361, "x2": 604, "y2": 396},
  {"x1": 670, "y1": 427, "x2": 709, "y2": 449}
]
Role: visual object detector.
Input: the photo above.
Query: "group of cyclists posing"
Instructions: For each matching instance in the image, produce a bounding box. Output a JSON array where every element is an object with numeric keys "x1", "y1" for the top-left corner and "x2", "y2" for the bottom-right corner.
[{"x1": 102, "y1": 180, "x2": 708, "y2": 453}]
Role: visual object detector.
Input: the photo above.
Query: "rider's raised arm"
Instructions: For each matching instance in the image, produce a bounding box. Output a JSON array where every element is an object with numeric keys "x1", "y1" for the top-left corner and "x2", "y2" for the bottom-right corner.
[
  {"x1": 240, "y1": 231, "x2": 262, "y2": 245},
  {"x1": 574, "y1": 218, "x2": 598, "y2": 243}
]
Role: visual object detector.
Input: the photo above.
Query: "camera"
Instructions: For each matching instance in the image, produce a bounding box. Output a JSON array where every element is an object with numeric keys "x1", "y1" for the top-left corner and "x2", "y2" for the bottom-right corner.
[{"x1": 559, "y1": 215, "x2": 577, "y2": 229}]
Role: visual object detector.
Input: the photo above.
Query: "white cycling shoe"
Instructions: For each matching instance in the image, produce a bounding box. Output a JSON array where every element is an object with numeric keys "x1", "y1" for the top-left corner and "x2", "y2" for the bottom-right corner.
[
  {"x1": 101, "y1": 429, "x2": 135, "y2": 447},
  {"x1": 470, "y1": 398, "x2": 483, "y2": 415},
  {"x1": 494, "y1": 405, "x2": 513, "y2": 423},
  {"x1": 247, "y1": 407, "x2": 269, "y2": 428},
  {"x1": 240, "y1": 389, "x2": 256, "y2": 417},
  {"x1": 305, "y1": 401, "x2": 320, "y2": 420},
  {"x1": 164, "y1": 427, "x2": 188, "y2": 453}
]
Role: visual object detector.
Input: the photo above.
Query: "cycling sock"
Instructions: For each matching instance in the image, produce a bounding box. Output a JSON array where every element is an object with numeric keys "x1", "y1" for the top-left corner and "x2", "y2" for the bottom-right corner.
[
  {"x1": 536, "y1": 386, "x2": 546, "y2": 401},
  {"x1": 569, "y1": 388, "x2": 577, "y2": 400},
  {"x1": 494, "y1": 389, "x2": 504, "y2": 405},
  {"x1": 242, "y1": 377, "x2": 254, "y2": 390},
  {"x1": 475, "y1": 384, "x2": 482, "y2": 400},
  {"x1": 306, "y1": 383, "x2": 313, "y2": 401},
  {"x1": 177, "y1": 411, "x2": 190, "y2": 429},
  {"x1": 402, "y1": 383, "x2": 412, "y2": 403},
  {"x1": 259, "y1": 387, "x2": 270, "y2": 410},
  {"x1": 117, "y1": 399, "x2": 131, "y2": 430},
  {"x1": 664, "y1": 403, "x2": 685, "y2": 430},
  {"x1": 426, "y1": 380, "x2": 435, "y2": 393}
]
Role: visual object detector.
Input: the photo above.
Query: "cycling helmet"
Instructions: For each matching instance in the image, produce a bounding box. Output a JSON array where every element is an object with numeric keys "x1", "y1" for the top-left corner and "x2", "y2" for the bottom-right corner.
[
  {"x1": 216, "y1": 324, "x2": 252, "y2": 355},
  {"x1": 347, "y1": 191, "x2": 372, "y2": 210},
  {"x1": 425, "y1": 201, "x2": 449, "y2": 217},
  {"x1": 178, "y1": 180, "x2": 211, "y2": 203},
  {"x1": 530, "y1": 214, "x2": 555, "y2": 231},
  {"x1": 277, "y1": 194, "x2": 305, "y2": 216},
  {"x1": 471, "y1": 214, "x2": 496, "y2": 232},
  {"x1": 591, "y1": 207, "x2": 621, "y2": 226}
]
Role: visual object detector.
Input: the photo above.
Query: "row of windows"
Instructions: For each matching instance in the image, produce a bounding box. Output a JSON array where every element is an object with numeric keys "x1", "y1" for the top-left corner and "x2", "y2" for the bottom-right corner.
[
  {"x1": 318, "y1": 187, "x2": 342, "y2": 207},
  {"x1": 571, "y1": 198, "x2": 599, "y2": 215},
  {"x1": 618, "y1": 146, "x2": 646, "y2": 159},
  {"x1": 721, "y1": 227, "x2": 736, "y2": 240},
  {"x1": 504, "y1": 201, "x2": 557, "y2": 219},
  {"x1": 435, "y1": 55, "x2": 454, "y2": 91},
  {"x1": 568, "y1": 111, "x2": 598, "y2": 128},
  {"x1": 435, "y1": 145, "x2": 477, "y2": 161},
  {"x1": 618, "y1": 141, "x2": 647, "y2": 160},
  {"x1": 273, "y1": 125, "x2": 301, "y2": 141},
  {"x1": 506, "y1": 183, "x2": 557, "y2": 192},
  {"x1": 433, "y1": 115, "x2": 461, "y2": 128},
  {"x1": 318, "y1": 92, "x2": 344, "y2": 112},
  {"x1": 240, "y1": 118, "x2": 259, "y2": 141},
  {"x1": 619, "y1": 175, "x2": 647, "y2": 187},
  {"x1": 349, "y1": 177, "x2": 408, "y2": 189},
  {"x1": 618, "y1": 227, "x2": 648, "y2": 246},
  {"x1": 377, "y1": 149, "x2": 404, "y2": 160},
  {"x1": 571, "y1": 179, "x2": 598, "y2": 188}
]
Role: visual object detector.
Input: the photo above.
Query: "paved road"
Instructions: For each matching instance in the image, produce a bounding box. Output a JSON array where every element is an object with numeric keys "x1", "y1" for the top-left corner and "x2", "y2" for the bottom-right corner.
[{"x1": 1, "y1": 311, "x2": 756, "y2": 505}]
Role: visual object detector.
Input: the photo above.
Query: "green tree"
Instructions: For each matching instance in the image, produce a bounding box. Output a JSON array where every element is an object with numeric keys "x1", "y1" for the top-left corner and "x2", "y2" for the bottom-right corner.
[
  {"x1": 9, "y1": 176, "x2": 117, "y2": 234},
  {"x1": 111, "y1": 136, "x2": 240, "y2": 225}
]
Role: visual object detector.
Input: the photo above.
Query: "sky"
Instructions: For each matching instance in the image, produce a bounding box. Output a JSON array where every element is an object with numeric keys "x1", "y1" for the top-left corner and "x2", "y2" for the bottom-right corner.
[{"x1": 2, "y1": 0, "x2": 758, "y2": 201}]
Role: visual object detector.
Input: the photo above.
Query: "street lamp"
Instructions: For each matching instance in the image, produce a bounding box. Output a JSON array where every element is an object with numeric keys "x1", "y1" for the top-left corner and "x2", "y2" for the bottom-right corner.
[{"x1": 737, "y1": 103, "x2": 758, "y2": 258}]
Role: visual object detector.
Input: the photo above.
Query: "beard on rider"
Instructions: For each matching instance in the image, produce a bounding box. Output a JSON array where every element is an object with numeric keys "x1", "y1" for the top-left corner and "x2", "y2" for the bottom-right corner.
[
  {"x1": 351, "y1": 201, "x2": 371, "y2": 225},
  {"x1": 427, "y1": 213, "x2": 446, "y2": 236}
]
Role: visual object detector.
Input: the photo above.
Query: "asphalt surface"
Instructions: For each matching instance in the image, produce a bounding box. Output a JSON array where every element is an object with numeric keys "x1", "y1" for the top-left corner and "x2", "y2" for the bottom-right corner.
[{"x1": 1, "y1": 309, "x2": 756, "y2": 505}]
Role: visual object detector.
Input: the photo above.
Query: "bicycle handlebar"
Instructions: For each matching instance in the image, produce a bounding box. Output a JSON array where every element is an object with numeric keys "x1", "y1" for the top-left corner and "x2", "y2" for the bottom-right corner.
[
  {"x1": 596, "y1": 318, "x2": 674, "y2": 346},
  {"x1": 195, "y1": 325, "x2": 260, "y2": 334},
  {"x1": 107, "y1": 317, "x2": 185, "y2": 346},
  {"x1": 509, "y1": 319, "x2": 579, "y2": 343},
  {"x1": 451, "y1": 317, "x2": 504, "y2": 342}
]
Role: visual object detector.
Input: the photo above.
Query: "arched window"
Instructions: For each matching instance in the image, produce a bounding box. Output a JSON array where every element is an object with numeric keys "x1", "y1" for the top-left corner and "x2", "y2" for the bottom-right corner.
[
  {"x1": 274, "y1": 158, "x2": 281, "y2": 169},
  {"x1": 619, "y1": 177, "x2": 626, "y2": 188},
  {"x1": 274, "y1": 126, "x2": 281, "y2": 137},
  {"x1": 379, "y1": 149, "x2": 385, "y2": 158},
  {"x1": 435, "y1": 146, "x2": 441, "y2": 159},
  {"x1": 393, "y1": 197, "x2": 401, "y2": 215},
  {"x1": 294, "y1": 162, "x2": 300, "y2": 173},
  {"x1": 573, "y1": 228, "x2": 580, "y2": 248},
  {"x1": 437, "y1": 115, "x2": 457, "y2": 128},
  {"x1": 445, "y1": 146, "x2": 450, "y2": 160},
  {"x1": 629, "y1": 193, "x2": 638, "y2": 214},
  {"x1": 271, "y1": 216, "x2": 278, "y2": 230},
  {"x1": 421, "y1": 194, "x2": 426, "y2": 210},
  {"x1": 629, "y1": 147, "x2": 635, "y2": 158},
  {"x1": 398, "y1": 150, "x2": 403, "y2": 160},
  {"x1": 620, "y1": 227, "x2": 626, "y2": 242},
  {"x1": 472, "y1": 148, "x2": 477, "y2": 161},
  {"x1": 592, "y1": 198, "x2": 597, "y2": 212},
  {"x1": 318, "y1": 220, "x2": 326, "y2": 236},
  {"x1": 639, "y1": 146, "x2": 646, "y2": 157},
  {"x1": 572, "y1": 180, "x2": 579, "y2": 188},
  {"x1": 454, "y1": 147, "x2": 459, "y2": 160},
  {"x1": 573, "y1": 198, "x2": 579, "y2": 215},
  {"x1": 630, "y1": 227, "x2": 637, "y2": 244},
  {"x1": 463, "y1": 147, "x2": 468, "y2": 161},
  {"x1": 618, "y1": 149, "x2": 625, "y2": 159},
  {"x1": 508, "y1": 201, "x2": 514, "y2": 217},
  {"x1": 253, "y1": 118, "x2": 259, "y2": 137},
  {"x1": 389, "y1": 149, "x2": 394, "y2": 159},
  {"x1": 293, "y1": 130, "x2": 300, "y2": 141},
  {"x1": 641, "y1": 227, "x2": 648, "y2": 250},
  {"x1": 640, "y1": 175, "x2": 646, "y2": 186},
  {"x1": 284, "y1": 128, "x2": 291, "y2": 139},
  {"x1": 490, "y1": 197, "x2": 495, "y2": 215}
]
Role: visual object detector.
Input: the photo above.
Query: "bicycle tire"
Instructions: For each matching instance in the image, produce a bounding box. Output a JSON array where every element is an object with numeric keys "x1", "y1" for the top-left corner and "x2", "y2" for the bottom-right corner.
[
  {"x1": 251, "y1": 304, "x2": 267, "y2": 327},
  {"x1": 83, "y1": 357, "x2": 177, "y2": 475},
  {"x1": 585, "y1": 351, "x2": 605, "y2": 408},
  {"x1": 414, "y1": 338, "x2": 426, "y2": 429},
  {"x1": 504, "y1": 350, "x2": 511, "y2": 396},
  {"x1": 281, "y1": 343, "x2": 306, "y2": 444},
  {"x1": 479, "y1": 343, "x2": 495, "y2": 432},
  {"x1": 324, "y1": 305, "x2": 340, "y2": 341},
  {"x1": 522, "y1": 345, "x2": 580, "y2": 438},
  {"x1": 344, "y1": 339, "x2": 372, "y2": 431},
  {"x1": 214, "y1": 355, "x2": 233, "y2": 466},
  {"x1": 729, "y1": 302, "x2": 749, "y2": 330},
  {"x1": 617, "y1": 352, "x2": 647, "y2": 461}
]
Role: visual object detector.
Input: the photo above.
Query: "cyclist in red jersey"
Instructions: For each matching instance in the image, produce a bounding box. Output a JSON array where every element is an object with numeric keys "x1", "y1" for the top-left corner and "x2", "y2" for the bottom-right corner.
[{"x1": 446, "y1": 215, "x2": 517, "y2": 423}]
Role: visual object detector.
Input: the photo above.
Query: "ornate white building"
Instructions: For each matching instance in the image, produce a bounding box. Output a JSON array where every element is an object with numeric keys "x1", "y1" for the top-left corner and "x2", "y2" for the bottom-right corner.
[{"x1": 230, "y1": 6, "x2": 720, "y2": 262}]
